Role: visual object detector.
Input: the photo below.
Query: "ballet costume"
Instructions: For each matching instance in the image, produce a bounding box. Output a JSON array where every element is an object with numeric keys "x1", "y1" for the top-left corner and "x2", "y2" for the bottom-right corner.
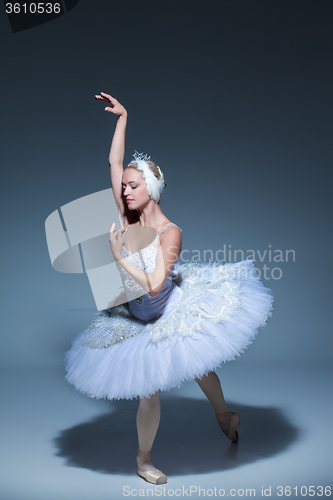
[
  {"x1": 64, "y1": 221, "x2": 273, "y2": 484},
  {"x1": 64, "y1": 222, "x2": 274, "y2": 401}
]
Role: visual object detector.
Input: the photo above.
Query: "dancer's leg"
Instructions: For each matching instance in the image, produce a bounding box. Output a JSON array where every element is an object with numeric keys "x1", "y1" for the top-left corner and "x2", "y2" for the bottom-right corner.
[
  {"x1": 195, "y1": 371, "x2": 228, "y2": 414},
  {"x1": 195, "y1": 371, "x2": 240, "y2": 442},
  {"x1": 136, "y1": 390, "x2": 161, "y2": 471}
]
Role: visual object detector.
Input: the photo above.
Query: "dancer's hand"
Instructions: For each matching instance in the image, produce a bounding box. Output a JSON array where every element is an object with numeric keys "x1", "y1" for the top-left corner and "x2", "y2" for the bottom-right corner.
[
  {"x1": 109, "y1": 223, "x2": 126, "y2": 261},
  {"x1": 95, "y1": 92, "x2": 127, "y2": 116}
]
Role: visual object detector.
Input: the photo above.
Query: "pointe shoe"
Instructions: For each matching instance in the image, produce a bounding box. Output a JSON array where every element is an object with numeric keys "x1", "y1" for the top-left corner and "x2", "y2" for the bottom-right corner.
[
  {"x1": 215, "y1": 411, "x2": 241, "y2": 442},
  {"x1": 136, "y1": 449, "x2": 167, "y2": 484}
]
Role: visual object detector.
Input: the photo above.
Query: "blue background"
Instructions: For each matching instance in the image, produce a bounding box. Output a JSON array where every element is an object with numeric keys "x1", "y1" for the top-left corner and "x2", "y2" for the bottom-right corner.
[{"x1": 0, "y1": 1, "x2": 332, "y2": 498}]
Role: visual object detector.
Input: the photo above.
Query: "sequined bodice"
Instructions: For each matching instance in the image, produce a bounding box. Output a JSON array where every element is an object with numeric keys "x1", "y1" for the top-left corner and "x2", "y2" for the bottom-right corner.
[{"x1": 116, "y1": 223, "x2": 181, "y2": 322}]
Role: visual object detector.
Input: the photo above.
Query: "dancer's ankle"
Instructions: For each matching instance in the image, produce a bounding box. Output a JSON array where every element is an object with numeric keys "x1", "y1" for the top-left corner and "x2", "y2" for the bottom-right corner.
[
  {"x1": 137, "y1": 449, "x2": 156, "y2": 472},
  {"x1": 215, "y1": 406, "x2": 229, "y2": 415}
]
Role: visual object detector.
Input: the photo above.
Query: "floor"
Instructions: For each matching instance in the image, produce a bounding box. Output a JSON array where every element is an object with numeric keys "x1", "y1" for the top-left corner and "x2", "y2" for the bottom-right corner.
[{"x1": 1, "y1": 360, "x2": 332, "y2": 500}]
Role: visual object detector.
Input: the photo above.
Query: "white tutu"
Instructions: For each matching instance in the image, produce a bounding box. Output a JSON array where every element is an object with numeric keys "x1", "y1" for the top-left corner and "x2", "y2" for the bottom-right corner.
[{"x1": 64, "y1": 256, "x2": 274, "y2": 401}]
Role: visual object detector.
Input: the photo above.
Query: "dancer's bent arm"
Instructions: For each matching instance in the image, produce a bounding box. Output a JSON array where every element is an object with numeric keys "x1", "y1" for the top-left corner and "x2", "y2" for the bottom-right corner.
[{"x1": 110, "y1": 224, "x2": 182, "y2": 297}]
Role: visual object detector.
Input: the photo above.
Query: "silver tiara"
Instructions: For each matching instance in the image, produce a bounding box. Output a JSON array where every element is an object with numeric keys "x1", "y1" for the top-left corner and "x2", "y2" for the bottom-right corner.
[{"x1": 133, "y1": 150, "x2": 151, "y2": 162}]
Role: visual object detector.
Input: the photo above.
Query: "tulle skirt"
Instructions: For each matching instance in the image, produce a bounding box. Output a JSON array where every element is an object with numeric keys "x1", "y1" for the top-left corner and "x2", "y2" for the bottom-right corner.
[{"x1": 64, "y1": 259, "x2": 274, "y2": 400}]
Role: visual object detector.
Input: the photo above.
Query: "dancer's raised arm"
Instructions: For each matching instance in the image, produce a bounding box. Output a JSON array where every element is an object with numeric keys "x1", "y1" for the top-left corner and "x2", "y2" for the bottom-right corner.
[{"x1": 95, "y1": 92, "x2": 129, "y2": 226}]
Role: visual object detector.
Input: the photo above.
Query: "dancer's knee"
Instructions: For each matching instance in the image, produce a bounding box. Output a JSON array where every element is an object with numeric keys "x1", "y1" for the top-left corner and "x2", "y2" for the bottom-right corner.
[
  {"x1": 195, "y1": 371, "x2": 219, "y2": 385},
  {"x1": 195, "y1": 372, "x2": 211, "y2": 383},
  {"x1": 139, "y1": 390, "x2": 160, "y2": 409}
]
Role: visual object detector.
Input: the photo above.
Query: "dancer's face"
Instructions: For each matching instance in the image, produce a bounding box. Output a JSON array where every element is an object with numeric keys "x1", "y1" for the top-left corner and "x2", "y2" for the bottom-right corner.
[{"x1": 122, "y1": 168, "x2": 150, "y2": 210}]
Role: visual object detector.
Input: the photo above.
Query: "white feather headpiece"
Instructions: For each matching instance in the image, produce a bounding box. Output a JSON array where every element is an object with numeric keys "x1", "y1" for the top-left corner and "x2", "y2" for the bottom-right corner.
[{"x1": 128, "y1": 151, "x2": 165, "y2": 203}]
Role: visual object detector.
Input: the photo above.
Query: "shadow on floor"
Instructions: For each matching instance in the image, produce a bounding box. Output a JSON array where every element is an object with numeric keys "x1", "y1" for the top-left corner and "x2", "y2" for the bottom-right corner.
[{"x1": 53, "y1": 396, "x2": 299, "y2": 476}]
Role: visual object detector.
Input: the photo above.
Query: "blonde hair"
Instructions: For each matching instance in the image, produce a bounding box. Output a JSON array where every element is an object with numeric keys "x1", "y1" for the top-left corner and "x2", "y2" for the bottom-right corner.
[{"x1": 125, "y1": 161, "x2": 167, "y2": 189}]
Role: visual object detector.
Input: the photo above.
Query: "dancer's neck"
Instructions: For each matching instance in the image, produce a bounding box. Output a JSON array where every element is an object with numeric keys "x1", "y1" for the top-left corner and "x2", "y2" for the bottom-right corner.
[{"x1": 137, "y1": 201, "x2": 167, "y2": 228}]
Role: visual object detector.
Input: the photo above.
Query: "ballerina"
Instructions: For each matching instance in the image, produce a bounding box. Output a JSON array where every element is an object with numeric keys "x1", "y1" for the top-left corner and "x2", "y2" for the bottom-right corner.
[{"x1": 64, "y1": 92, "x2": 274, "y2": 484}]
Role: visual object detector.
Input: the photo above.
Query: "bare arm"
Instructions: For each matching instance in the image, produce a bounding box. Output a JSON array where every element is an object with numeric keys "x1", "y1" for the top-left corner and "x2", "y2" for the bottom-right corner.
[
  {"x1": 109, "y1": 113, "x2": 127, "y2": 162},
  {"x1": 108, "y1": 113, "x2": 127, "y2": 215},
  {"x1": 109, "y1": 225, "x2": 182, "y2": 297},
  {"x1": 95, "y1": 92, "x2": 129, "y2": 224}
]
